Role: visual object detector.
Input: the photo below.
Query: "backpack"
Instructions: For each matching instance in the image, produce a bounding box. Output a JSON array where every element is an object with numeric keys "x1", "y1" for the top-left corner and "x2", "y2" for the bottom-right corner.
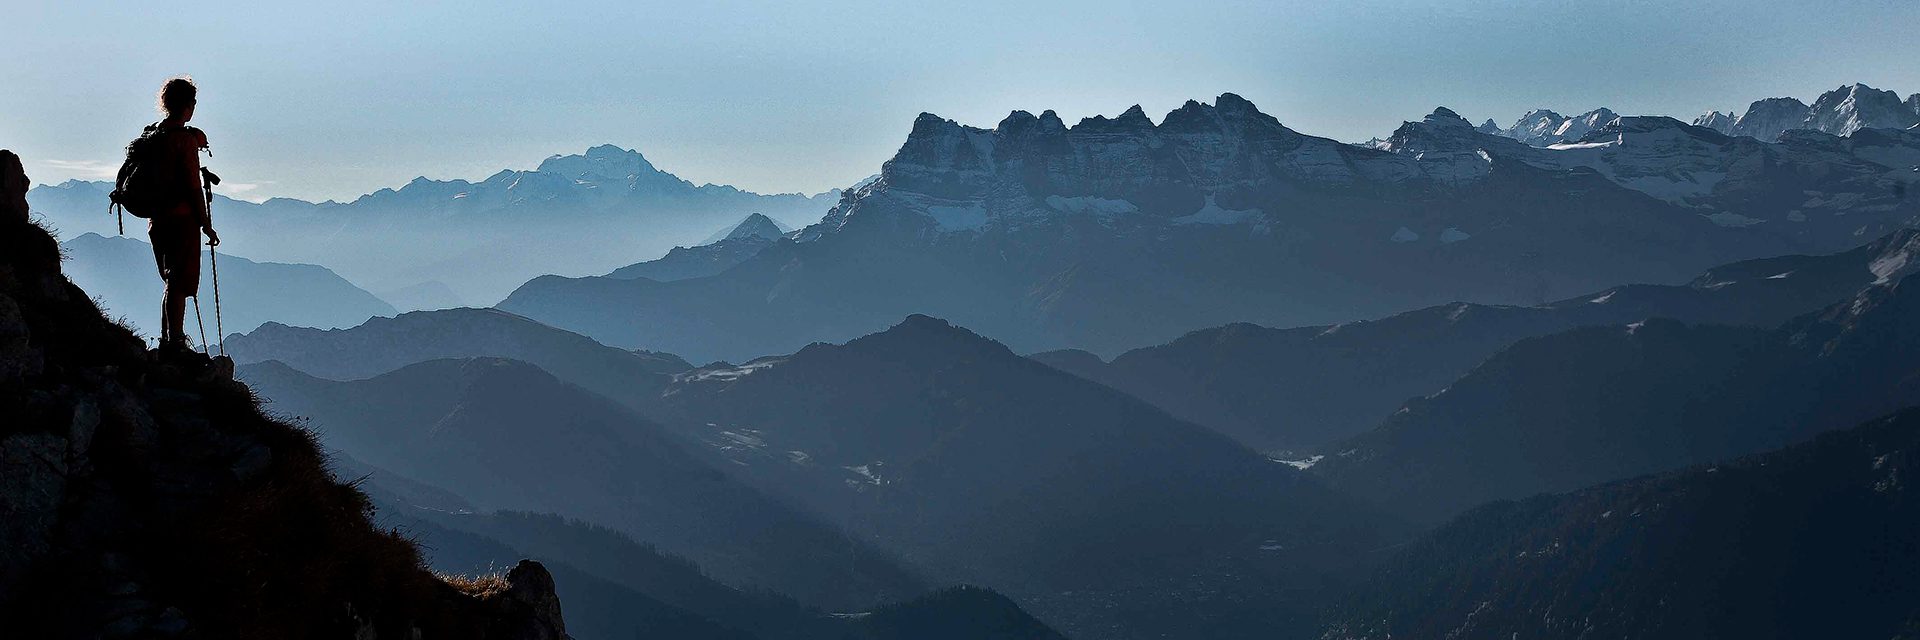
[{"x1": 108, "y1": 123, "x2": 181, "y2": 230}]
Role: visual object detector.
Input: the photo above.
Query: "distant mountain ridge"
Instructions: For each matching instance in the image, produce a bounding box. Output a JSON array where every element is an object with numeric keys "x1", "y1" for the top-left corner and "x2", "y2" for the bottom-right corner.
[
  {"x1": 1033, "y1": 228, "x2": 1920, "y2": 452},
  {"x1": 1499, "y1": 83, "x2": 1920, "y2": 145},
  {"x1": 1313, "y1": 267, "x2": 1920, "y2": 523},
  {"x1": 27, "y1": 145, "x2": 842, "y2": 304},
  {"x1": 606, "y1": 213, "x2": 792, "y2": 281},
  {"x1": 226, "y1": 307, "x2": 687, "y2": 410},
  {"x1": 1686, "y1": 83, "x2": 1920, "y2": 141}
]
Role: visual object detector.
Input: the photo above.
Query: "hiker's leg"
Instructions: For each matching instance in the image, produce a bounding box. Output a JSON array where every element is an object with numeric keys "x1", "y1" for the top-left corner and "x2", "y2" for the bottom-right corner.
[
  {"x1": 162, "y1": 286, "x2": 187, "y2": 344},
  {"x1": 151, "y1": 229, "x2": 176, "y2": 344},
  {"x1": 150, "y1": 223, "x2": 199, "y2": 346}
]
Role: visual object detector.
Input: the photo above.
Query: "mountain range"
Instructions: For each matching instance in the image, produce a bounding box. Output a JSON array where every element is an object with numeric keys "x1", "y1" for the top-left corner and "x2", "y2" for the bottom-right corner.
[
  {"x1": 1033, "y1": 228, "x2": 1920, "y2": 452},
  {"x1": 226, "y1": 307, "x2": 688, "y2": 410},
  {"x1": 1312, "y1": 266, "x2": 1920, "y2": 523},
  {"x1": 1687, "y1": 83, "x2": 1920, "y2": 142},
  {"x1": 500, "y1": 92, "x2": 1919, "y2": 363},
  {"x1": 57, "y1": 232, "x2": 395, "y2": 339},
  {"x1": 641, "y1": 315, "x2": 1407, "y2": 639},
  {"x1": 1492, "y1": 83, "x2": 1920, "y2": 145},
  {"x1": 26, "y1": 145, "x2": 840, "y2": 304}
]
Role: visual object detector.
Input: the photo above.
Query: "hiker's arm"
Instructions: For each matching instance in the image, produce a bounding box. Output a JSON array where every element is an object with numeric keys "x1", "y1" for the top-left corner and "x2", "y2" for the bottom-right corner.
[{"x1": 194, "y1": 130, "x2": 217, "y2": 245}]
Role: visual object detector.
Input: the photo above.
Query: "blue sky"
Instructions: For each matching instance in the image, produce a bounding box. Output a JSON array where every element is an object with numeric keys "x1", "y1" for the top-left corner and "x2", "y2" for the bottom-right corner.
[{"x1": 4, "y1": 0, "x2": 1917, "y2": 202}]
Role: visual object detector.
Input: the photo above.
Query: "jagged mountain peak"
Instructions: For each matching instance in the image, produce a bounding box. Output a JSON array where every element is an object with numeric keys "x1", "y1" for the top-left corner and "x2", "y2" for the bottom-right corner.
[
  {"x1": 1498, "y1": 107, "x2": 1618, "y2": 146},
  {"x1": 695, "y1": 212, "x2": 790, "y2": 245},
  {"x1": 535, "y1": 144, "x2": 660, "y2": 179},
  {"x1": 1072, "y1": 104, "x2": 1157, "y2": 132},
  {"x1": 821, "y1": 314, "x2": 1016, "y2": 363},
  {"x1": 725, "y1": 212, "x2": 787, "y2": 241},
  {"x1": 1692, "y1": 110, "x2": 1737, "y2": 133},
  {"x1": 904, "y1": 93, "x2": 1289, "y2": 145},
  {"x1": 1424, "y1": 107, "x2": 1472, "y2": 127},
  {"x1": 1516, "y1": 108, "x2": 1564, "y2": 122}
]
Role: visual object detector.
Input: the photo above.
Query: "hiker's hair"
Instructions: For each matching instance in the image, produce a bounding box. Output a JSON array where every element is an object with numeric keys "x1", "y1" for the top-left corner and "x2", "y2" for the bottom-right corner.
[{"x1": 158, "y1": 76, "x2": 197, "y2": 117}]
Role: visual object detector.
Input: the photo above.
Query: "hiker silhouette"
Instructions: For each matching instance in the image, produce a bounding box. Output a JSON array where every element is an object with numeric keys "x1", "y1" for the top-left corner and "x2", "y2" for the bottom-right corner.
[{"x1": 135, "y1": 76, "x2": 221, "y2": 353}]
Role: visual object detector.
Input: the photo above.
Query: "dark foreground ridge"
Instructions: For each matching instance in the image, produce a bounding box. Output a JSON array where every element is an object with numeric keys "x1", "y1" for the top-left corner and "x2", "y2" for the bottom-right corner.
[
  {"x1": 0, "y1": 156, "x2": 565, "y2": 638},
  {"x1": 1325, "y1": 408, "x2": 1920, "y2": 639}
]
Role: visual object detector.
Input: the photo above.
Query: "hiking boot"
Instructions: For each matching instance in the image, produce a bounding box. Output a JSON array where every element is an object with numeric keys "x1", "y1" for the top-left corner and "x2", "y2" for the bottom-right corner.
[{"x1": 154, "y1": 337, "x2": 204, "y2": 363}]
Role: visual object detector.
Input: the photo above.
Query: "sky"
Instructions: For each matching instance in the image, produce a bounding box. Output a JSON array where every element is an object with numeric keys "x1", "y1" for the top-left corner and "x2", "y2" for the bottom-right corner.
[{"x1": 4, "y1": 0, "x2": 1918, "y2": 203}]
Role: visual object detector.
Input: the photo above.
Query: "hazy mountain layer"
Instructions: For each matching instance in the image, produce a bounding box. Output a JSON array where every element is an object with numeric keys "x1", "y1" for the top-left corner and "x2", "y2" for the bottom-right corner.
[
  {"x1": 227, "y1": 307, "x2": 687, "y2": 409},
  {"x1": 605, "y1": 213, "x2": 790, "y2": 282},
  {"x1": 1034, "y1": 229, "x2": 1920, "y2": 451},
  {"x1": 27, "y1": 145, "x2": 839, "y2": 303},
  {"x1": 59, "y1": 232, "x2": 395, "y2": 339},
  {"x1": 239, "y1": 357, "x2": 926, "y2": 611},
  {"x1": 1313, "y1": 269, "x2": 1920, "y2": 523},
  {"x1": 646, "y1": 315, "x2": 1406, "y2": 639}
]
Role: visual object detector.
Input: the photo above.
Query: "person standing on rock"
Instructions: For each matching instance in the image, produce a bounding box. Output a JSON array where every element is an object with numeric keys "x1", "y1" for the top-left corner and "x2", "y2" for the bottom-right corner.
[{"x1": 137, "y1": 76, "x2": 220, "y2": 353}]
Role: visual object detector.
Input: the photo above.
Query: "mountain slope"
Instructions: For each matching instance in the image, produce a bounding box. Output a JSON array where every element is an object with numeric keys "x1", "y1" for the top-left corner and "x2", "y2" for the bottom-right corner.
[
  {"x1": 1, "y1": 203, "x2": 562, "y2": 635},
  {"x1": 1313, "y1": 270, "x2": 1920, "y2": 523},
  {"x1": 1325, "y1": 408, "x2": 1920, "y2": 640},
  {"x1": 226, "y1": 307, "x2": 687, "y2": 409},
  {"x1": 238, "y1": 356, "x2": 924, "y2": 611},
  {"x1": 645, "y1": 315, "x2": 1406, "y2": 639},
  {"x1": 1035, "y1": 229, "x2": 1920, "y2": 451},
  {"x1": 503, "y1": 94, "x2": 1833, "y2": 363},
  {"x1": 605, "y1": 213, "x2": 790, "y2": 281},
  {"x1": 59, "y1": 232, "x2": 396, "y2": 338}
]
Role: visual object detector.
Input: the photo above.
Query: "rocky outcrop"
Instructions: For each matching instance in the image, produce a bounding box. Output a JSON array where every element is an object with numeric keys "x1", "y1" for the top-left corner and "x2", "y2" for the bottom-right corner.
[
  {"x1": 0, "y1": 153, "x2": 565, "y2": 638},
  {"x1": 1691, "y1": 109, "x2": 1736, "y2": 133}
]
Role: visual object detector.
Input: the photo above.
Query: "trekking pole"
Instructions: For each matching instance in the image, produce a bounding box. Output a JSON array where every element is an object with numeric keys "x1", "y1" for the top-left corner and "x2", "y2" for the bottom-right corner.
[
  {"x1": 201, "y1": 167, "x2": 226, "y2": 356},
  {"x1": 193, "y1": 295, "x2": 209, "y2": 355},
  {"x1": 209, "y1": 246, "x2": 224, "y2": 356}
]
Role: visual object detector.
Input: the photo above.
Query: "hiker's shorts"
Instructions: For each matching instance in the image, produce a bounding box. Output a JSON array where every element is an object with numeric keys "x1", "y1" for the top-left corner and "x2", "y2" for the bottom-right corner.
[{"x1": 149, "y1": 223, "x2": 201, "y2": 295}]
